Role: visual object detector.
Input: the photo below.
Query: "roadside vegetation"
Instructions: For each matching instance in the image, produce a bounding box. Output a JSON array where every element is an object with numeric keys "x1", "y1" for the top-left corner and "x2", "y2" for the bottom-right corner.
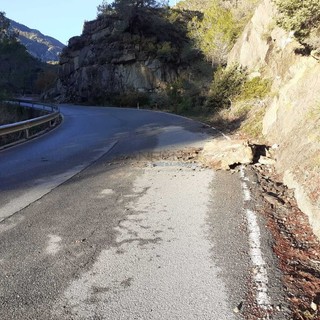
[
  {"x1": 0, "y1": 103, "x2": 41, "y2": 126},
  {"x1": 0, "y1": 10, "x2": 59, "y2": 140},
  {"x1": 274, "y1": 0, "x2": 320, "y2": 51}
]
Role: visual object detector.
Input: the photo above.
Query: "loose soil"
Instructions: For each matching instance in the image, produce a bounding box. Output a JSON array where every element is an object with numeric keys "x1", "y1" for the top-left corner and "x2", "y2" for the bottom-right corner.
[{"x1": 250, "y1": 164, "x2": 320, "y2": 320}]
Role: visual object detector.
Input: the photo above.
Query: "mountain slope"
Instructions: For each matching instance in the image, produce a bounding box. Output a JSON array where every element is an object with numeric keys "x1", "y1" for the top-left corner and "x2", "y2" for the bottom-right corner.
[
  {"x1": 9, "y1": 19, "x2": 65, "y2": 63},
  {"x1": 228, "y1": 0, "x2": 320, "y2": 240}
]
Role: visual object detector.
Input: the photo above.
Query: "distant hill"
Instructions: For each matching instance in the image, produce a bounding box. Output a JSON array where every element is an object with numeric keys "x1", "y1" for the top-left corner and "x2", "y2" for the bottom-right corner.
[{"x1": 9, "y1": 19, "x2": 65, "y2": 63}]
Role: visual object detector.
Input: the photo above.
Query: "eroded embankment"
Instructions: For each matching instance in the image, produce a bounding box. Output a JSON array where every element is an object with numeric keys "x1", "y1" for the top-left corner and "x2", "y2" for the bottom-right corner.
[{"x1": 228, "y1": 0, "x2": 320, "y2": 240}]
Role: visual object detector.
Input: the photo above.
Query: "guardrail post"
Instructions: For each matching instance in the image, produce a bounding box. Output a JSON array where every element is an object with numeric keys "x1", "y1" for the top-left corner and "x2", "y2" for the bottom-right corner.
[{"x1": 25, "y1": 128, "x2": 30, "y2": 139}]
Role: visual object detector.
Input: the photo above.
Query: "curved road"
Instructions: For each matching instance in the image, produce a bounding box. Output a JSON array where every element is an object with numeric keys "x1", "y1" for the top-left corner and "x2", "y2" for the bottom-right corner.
[
  {"x1": 0, "y1": 104, "x2": 212, "y2": 222},
  {"x1": 0, "y1": 105, "x2": 287, "y2": 319}
]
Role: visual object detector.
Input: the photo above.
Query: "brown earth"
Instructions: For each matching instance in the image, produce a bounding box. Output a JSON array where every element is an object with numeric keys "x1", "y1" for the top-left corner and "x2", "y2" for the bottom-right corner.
[{"x1": 250, "y1": 163, "x2": 320, "y2": 320}]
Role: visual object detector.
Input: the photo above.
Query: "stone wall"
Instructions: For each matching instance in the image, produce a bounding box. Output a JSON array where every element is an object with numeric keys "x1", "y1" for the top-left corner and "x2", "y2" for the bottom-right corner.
[{"x1": 229, "y1": 0, "x2": 320, "y2": 239}]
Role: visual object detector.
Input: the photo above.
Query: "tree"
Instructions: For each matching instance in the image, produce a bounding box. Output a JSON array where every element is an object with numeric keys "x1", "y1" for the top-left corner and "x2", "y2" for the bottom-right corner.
[
  {"x1": 188, "y1": 1, "x2": 239, "y2": 65},
  {"x1": 34, "y1": 69, "x2": 58, "y2": 94},
  {"x1": 176, "y1": 0, "x2": 212, "y2": 11},
  {"x1": 0, "y1": 13, "x2": 50, "y2": 95},
  {"x1": 206, "y1": 64, "x2": 247, "y2": 110},
  {"x1": 97, "y1": 0, "x2": 164, "y2": 35},
  {"x1": 274, "y1": 0, "x2": 320, "y2": 44},
  {"x1": 0, "y1": 12, "x2": 18, "y2": 44},
  {"x1": 97, "y1": 0, "x2": 161, "y2": 16},
  {"x1": 0, "y1": 12, "x2": 10, "y2": 41}
]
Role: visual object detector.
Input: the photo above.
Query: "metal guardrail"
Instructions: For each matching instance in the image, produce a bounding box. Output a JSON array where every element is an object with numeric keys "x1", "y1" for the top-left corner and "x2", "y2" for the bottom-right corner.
[
  {"x1": 8, "y1": 99, "x2": 59, "y2": 114},
  {"x1": 0, "y1": 100, "x2": 60, "y2": 140}
]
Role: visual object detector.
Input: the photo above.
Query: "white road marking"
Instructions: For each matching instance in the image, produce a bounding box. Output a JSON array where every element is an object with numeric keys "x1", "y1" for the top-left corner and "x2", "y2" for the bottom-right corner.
[
  {"x1": 209, "y1": 125, "x2": 231, "y2": 141},
  {"x1": 154, "y1": 109, "x2": 231, "y2": 141},
  {"x1": 241, "y1": 181, "x2": 252, "y2": 201},
  {"x1": 240, "y1": 167, "x2": 271, "y2": 309}
]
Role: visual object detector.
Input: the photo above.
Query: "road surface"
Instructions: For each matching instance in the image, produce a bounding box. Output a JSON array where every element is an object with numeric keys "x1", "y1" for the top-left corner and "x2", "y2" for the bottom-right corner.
[{"x1": 0, "y1": 105, "x2": 288, "y2": 319}]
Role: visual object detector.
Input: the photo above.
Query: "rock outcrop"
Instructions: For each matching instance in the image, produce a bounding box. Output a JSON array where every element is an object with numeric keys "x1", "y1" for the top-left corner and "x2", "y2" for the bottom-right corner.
[
  {"x1": 55, "y1": 14, "x2": 185, "y2": 103},
  {"x1": 229, "y1": 0, "x2": 320, "y2": 239},
  {"x1": 199, "y1": 138, "x2": 254, "y2": 170}
]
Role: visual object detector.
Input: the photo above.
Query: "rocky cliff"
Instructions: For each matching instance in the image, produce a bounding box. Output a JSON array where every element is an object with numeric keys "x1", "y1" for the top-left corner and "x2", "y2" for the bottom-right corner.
[
  {"x1": 229, "y1": 0, "x2": 320, "y2": 239},
  {"x1": 10, "y1": 19, "x2": 64, "y2": 63},
  {"x1": 55, "y1": 11, "x2": 195, "y2": 103}
]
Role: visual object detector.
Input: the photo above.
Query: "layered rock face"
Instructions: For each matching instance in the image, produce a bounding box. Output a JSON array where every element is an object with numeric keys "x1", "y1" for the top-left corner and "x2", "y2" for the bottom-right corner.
[
  {"x1": 229, "y1": 0, "x2": 320, "y2": 238},
  {"x1": 56, "y1": 16, "x2": 179, "y2": 103}
]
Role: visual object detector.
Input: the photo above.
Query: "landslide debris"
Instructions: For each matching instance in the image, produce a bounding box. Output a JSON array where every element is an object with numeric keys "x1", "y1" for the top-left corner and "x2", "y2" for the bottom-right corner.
[
  {"x1": 252, "y1": 163, "x2": 320, "y2": 320},
  {"x1": 108, "y1": 142, "x2": 320, "y2": 319}
]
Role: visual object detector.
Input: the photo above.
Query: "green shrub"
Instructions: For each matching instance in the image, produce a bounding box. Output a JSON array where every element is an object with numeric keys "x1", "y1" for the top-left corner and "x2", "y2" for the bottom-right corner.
[
  {"x1": 205, "y1": 65, "x2": 247, "y2": 110},
  {"x1": 188, "y1": 2, "x2": 239, "y2": 65},
  {"x1": 156, "y1": 41, "x2": 177, "y2": 62},
  {"x1": 236, "y1": 76, "x2": 271, "y2": 101},
  {"x1": 164, "y1": 77, "x2": 207, "y2": 114},
  {"x1": 274, "y1": 0, "x2": 320, "y2": 46}
]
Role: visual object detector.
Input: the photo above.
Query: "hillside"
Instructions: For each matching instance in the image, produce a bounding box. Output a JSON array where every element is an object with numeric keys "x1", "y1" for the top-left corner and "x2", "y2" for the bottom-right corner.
[
  {"x1": 9, "y1": 19, "x2": 65, "y2": 63},
  {"x1": 228, "y1": 0, "x2": 320, "y2": 240},
  {"x1": 0, "y1": 12, "x2": 58, "y2": 96},
  {"x1": 224, "y1": 3, "x2": 320, "y2": 316},
  {"x1": 0, "y1": 39, "x2": 57, "y2": 95}
]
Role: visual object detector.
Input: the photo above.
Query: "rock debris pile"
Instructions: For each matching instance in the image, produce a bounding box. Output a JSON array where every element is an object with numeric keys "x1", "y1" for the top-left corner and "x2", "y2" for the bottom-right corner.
[{"x1": 252, "y1": 163, "x2": 320, "y2": 320}]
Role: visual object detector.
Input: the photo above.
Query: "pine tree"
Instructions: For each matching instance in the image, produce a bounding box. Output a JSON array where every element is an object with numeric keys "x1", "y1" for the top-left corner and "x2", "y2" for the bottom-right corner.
[
  {"x1": 0, "y1": 12, "x2": 10, "y2": 41},
  {"x1": 97, "y1": 0, "x2": 161, "y2": 16}
]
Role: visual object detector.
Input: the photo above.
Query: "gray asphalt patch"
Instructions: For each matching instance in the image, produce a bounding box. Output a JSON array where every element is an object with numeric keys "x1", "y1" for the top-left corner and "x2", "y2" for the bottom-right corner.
[{"x1": 55, "y1": 164, "x2": 237, "y2": 320}]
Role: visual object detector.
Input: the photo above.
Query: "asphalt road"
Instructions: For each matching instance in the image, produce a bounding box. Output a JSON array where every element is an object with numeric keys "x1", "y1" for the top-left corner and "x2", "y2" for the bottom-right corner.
[
  {"x1": 0, "y1": 105, "x2": 212, "y2": 223},
  {"x1": 0, "y1": 105, "x2": 288, "y2": 319}
]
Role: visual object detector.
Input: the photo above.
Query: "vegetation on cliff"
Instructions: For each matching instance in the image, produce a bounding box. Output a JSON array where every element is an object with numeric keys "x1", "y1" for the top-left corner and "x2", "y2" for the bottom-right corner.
[
  {"x1": 180, "y1": 0, "x2": 259, "y2": 65},
  {"x1": 92, "y1": 0, "x2": 266, "y2": 126},
  {"x1": 56, "y1": 0, "x2": 214, "y2": 109},
  {"x1": 57, "y1": 0, "x2": 265, "y2": 115},
  {"x1": 274, "y1": 0, "x2": 320, "y2": 50},
  {"x1": 95, "y1": 0, "x2": 201, "y2": 65},
  {"x1": 0, "y1": 12, "x2": 58, "y2": 98},
  {"x1": 187, "y1": 3, "x2": 237, "y2": 65}
]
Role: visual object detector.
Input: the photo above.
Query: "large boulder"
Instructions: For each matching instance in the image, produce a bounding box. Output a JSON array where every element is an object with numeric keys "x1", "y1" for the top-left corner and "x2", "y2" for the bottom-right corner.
[{"x1": 199, "y1": 138, "x2": 254, "y2": 170}]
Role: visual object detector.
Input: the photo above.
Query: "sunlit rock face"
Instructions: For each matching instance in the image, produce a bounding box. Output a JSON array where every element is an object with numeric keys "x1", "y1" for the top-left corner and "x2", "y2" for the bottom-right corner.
[
  {"x1": 228, "y1": 0, "x2": 320, "y2": 239},
  {"x1": 56, "y1": 15, "x2": 180, "y2": 103}
]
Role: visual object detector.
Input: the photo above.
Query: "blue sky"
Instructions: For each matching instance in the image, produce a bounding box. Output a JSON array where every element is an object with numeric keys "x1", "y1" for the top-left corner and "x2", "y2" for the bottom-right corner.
[{"x1": 2, "y1": 0, "x2": 177, "y2": 45}]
